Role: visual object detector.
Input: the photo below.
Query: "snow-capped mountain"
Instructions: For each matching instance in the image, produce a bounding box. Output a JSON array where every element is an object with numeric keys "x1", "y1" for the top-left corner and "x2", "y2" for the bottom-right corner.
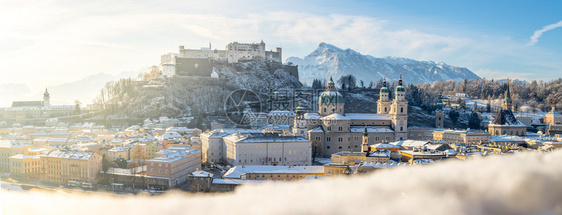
[{"x1": 287, "y1": 43, "x2": 480, "y2": 86}]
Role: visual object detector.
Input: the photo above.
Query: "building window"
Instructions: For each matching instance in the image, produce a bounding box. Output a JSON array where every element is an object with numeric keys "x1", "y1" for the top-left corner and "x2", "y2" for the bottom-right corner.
[
  {"x1": 315, "y1": 137, "x2": 320, "y2": 141},
  {"x1": 401, "y1": 107, "x2": 404, "y2": 113},
  {"x1": 327, "y1": 146, "x2": 331, "y2": 149},
  {"x1": 338, "y1": 127, "x2": 343, "y2": 131},
  {"x1": 338, "y1": 146, "x2": 342, "y2": 149},
  {"x1": 327, "y1": 127, "x2": 331, "y2": 131},
  {"x1": 327, "y1": 137, "x2": 331, "y2": 142},
  {"x1": 338, "y1": 137, "x2": 343, "y2": 142}
]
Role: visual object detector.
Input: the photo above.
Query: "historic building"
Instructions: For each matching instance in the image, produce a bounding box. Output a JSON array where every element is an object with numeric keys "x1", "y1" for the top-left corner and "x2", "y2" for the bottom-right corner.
[
  {"x1": 222, "y1": 132, "x2": 311, "y2": 166},
  {"x1": 294, "y1": 75, "x2": 408, "y2": 157},
  {"x1": 1, "y1": 88, "x2": 74, "y2": 120},
  {"x1": 158, "y1": 41, "x2": 284, "y2": 77},
  {"x1": 545, "y1": 107, "x2": 562, "y2": 125},
  {"x1": 488, "y1": 84, "x2": 527, "y2": 136}
]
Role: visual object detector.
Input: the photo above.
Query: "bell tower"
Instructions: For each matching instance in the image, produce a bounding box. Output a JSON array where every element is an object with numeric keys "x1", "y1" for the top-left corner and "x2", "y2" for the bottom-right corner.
[
  {"x1": 43, "y1": 88, "x2": 50, "y2": 107},
  {"x1": 293, "y1": 102, "x2": 309, "y2": 138},
  {"x1": 390, "y1": 74, "x2": 408, "y2": 141},
  {"x1": 362, "y1": 125, "x2": 370, "y2": 152},
  {"x1": 377, "y1": 77, "x2": 391, "y2": 114}
]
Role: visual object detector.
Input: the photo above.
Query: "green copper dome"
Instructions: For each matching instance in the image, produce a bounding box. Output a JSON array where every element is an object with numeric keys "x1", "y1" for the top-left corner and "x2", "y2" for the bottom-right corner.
[{"x1": 319, "y1": 90, "x2": 345, "y2": 104}]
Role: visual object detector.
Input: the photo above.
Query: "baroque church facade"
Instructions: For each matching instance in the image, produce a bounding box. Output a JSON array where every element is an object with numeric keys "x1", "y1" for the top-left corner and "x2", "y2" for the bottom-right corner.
[{"x1": 293, "y1": 76, "x2": 408, "y2": 157}]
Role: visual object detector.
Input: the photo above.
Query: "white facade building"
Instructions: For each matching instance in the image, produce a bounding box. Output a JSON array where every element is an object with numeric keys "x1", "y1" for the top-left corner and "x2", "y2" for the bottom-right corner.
[{"x1": 223, "y1": 133, "x2": 311, "y2": 166}]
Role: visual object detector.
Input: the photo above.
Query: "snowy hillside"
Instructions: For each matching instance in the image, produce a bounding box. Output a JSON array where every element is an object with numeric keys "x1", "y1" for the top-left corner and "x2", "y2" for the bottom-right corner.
[{"x1": 287, "y1": 43, "x2": 480, "y2": 86}]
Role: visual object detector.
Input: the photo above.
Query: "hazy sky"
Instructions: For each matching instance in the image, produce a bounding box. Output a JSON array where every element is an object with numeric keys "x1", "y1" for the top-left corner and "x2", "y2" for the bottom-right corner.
[{"x1": 1, "y1": 0, "x2": 561, "y2": 92}]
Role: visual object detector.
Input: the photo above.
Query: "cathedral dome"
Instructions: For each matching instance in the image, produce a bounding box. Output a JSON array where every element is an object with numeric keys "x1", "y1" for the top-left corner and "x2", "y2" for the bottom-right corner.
[{"x1": 319, "y1": 90, "x2": 345, "y2": 104}]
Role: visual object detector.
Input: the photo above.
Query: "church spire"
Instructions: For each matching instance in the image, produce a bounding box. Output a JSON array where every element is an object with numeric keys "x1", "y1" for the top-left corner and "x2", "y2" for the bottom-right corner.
[{"x1": 503, "y1": 80, "x2": 513, "y2": 111}]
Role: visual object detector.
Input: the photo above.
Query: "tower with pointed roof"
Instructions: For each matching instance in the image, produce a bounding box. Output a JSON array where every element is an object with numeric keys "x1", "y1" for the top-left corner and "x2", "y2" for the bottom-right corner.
[
  {"x1": 390, "y1": 74, "x2": 408, "y2": 140},
  {"x1": 318, "y1": 75, "x2": 345, "y2": 116},
  {"x1": 377, "y1": 77, "x2": 391, "y2": 114},
  {"x1": 362, "y1": 125, "x2": 370, "y2": 152},
  {"x1": 43, "y1": 88, "x2": 50, "y2": 107},
  {"x1": 503, "y1": 81, "x2": 513, "y2": 111},
  {"x1": 293, "y1": 102, "x2": 309, "y2": 138}
]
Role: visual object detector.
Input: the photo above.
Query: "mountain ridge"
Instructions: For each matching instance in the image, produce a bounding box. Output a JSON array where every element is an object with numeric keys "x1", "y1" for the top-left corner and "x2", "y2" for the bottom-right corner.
[{"x1": 287, "y1": 43, "x2": 480, "y2": 86}]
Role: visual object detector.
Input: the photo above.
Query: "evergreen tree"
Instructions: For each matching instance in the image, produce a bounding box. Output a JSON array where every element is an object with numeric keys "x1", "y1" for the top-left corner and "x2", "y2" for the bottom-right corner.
[
  {"x1": 468, "y1": 111, "x2": 481, "y2": 129},
  {"x1": 449, "y1": 110, "x2": 459, "y2": 124}
]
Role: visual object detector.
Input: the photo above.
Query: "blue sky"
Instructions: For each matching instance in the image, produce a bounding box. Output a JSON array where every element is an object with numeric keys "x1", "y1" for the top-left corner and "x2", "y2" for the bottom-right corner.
[{"x1": 0, "y1": 0, "x2": 561, "y2": 92}]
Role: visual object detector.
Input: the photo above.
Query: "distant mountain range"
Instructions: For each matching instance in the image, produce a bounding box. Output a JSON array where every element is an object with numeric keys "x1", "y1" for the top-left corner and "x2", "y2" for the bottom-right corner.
[
  {"x1": 0, "y1": 69, "x2": 142, "y2": 107},
  {"x1": 287, "y1": 43, "x2": 480, "y2": 86}
]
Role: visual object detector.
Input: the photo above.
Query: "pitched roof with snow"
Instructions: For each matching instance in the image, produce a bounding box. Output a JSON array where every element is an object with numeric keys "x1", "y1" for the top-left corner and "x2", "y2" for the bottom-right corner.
[
  {"x1": 490, "y1": 110, "x2": 526, "y2": 127},
  {"x1": 345, "y1": 113, "x2": 392, "y2": 121},
  {"x1": 223, "y1": 166, "x2": 324, "y2": 179}
]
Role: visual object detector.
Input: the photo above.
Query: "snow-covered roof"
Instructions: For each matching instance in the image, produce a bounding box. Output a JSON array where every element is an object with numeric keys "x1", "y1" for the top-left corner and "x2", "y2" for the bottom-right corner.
[
  {"x1": 490, "y1": 110, "x2": 526, "y2": 127},
  {"x1": 224, "y1": 133, "x2": 310, "y2": 143},
  {"x1": 191, "y1": 170, "x2": 213, "y2": 178},
  {"x1": 9, "y1": 154, "x2": 40, "y2": 160},
  {"x1": 43, "y1": 150, "x2": 96, "y2": 160},
  {"x1": 0, "y1": 140, "x2": 31, "y2": 148},
  {"x1": 201, "y1": 128, "x2": 263, "y2": 138},
  {"x1": 309, "y1": 126, "x2": 324, "y2": 133},
  {"x1": 389, "y1": 140, "x2": 430, "y2": 148},
  {"x1": 361, "y1": 162, "x2": 405, "y2": 169},
  {"x1": 223, "y1": 166, "x2": 324, "y2": 179},
  {"x1": 149, "y1": 146, "x2": 200, "y2": 163},
  {"x1": 345, "y1": 113, "x2": 392, "y2": 121},
  {"x1": 304, "y1": 113, "x2": 321, "y2": 120},
  {"x1": 322, "y1": 113, "x2": 350, "y2": 120},
  {"x1": 371, "y1": 143, "x2": 400, "y2": 149},
  {"x1": 490, "y1": 135, "x2": 526, "y2": 142},
  {"x1": 367, "y1": 150, "x2": 391, "y2": 157},
  {"x1": 350, "y1": 126, "x2": 394, "y2": 133},
  {"x1": 211, "y1": 178, "x2": 265, "y2": 185}
]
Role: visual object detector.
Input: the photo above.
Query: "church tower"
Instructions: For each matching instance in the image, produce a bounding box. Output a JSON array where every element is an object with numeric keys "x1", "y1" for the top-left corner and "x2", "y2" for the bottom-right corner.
[
  {"x1": 390, "y1": 74, "x2": 408, "y2": 141},
  {"x1": 435, "y1": 93, "x2": 444, "y2": 128},
  {"x1": 293, "y1": 102, "x2": 309, "y2": 138},
  {"x1": 362, "y1": 125, "x2": 370, "y2": 152},
  {"x1": 503, "y1": 81, "x2": 513, "y2": 111},
  {"x1": 43, "y1": 88, "x2": 50, "y2": 107},
  {"x1": 377, "y1": 77, "x2": 391, "y2": 114}
]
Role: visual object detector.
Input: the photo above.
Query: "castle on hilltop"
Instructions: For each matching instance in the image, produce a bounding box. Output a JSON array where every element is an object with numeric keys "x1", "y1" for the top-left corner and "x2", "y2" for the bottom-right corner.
[{"x1": 157, "y1": 41, "x2": 283, "y2": 77}]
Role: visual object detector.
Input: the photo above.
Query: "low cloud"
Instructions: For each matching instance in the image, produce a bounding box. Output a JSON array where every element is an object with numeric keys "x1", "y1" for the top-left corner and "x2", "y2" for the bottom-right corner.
[
  {"x1": 528, "y1": 20, "x2": 562, "y2": 46},
  {"x1": 3, "y1": 150, "x2": 562, "y2": 215}
]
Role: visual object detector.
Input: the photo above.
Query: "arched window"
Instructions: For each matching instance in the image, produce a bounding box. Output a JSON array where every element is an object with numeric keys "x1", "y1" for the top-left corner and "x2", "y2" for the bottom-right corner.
[
  {"x1": 338, "y1": 146, "x2": 342, "y2": 149},
  {"x1": 401, "y1": 107, "x2": 404, "y2": 113},
  {"x1": 327, "y1": 146, "x2": 331, "y2": 149},
  {"x1": 385, "y1": 107, "x2": 387, "y2": 112},
  {"x1": 495, "y1": 130, "x2": 499, "y2": 136}
]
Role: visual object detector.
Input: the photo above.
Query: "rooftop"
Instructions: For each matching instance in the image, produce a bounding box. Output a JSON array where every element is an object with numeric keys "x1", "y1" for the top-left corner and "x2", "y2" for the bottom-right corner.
[
  {"x1": 0, "y1": 140, "x2": 31, "y2": 148},
  {"x1": 43, "y1": 150, "x2": 96, "y2": 160},
  {"x1": 223, "y1": 166, "x2": 324, "y2": 179}
]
